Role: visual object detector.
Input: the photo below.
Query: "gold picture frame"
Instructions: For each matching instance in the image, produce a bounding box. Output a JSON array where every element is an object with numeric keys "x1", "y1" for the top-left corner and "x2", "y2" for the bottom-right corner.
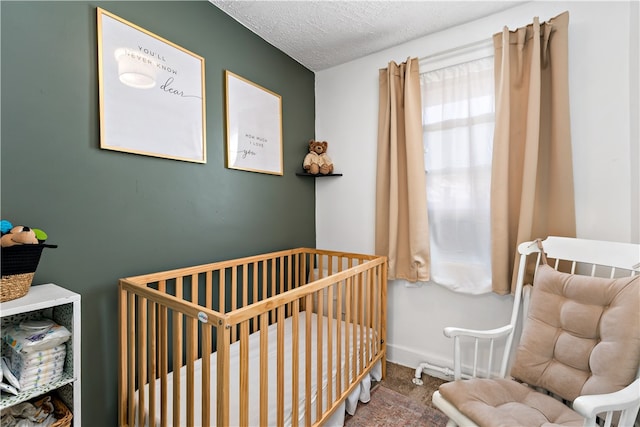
[
  {"x1": 97, "y1": 8, "x2": 206, "y2": 163},
  {"x1": 225, "y1": 70, "x2": 283, "y2": 175}
]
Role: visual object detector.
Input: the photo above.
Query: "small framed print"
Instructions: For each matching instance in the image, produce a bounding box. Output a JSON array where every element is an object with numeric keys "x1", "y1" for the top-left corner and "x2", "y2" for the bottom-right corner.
[{"x1": 225, "y1": 70, "x2": 283, "y2": 175}]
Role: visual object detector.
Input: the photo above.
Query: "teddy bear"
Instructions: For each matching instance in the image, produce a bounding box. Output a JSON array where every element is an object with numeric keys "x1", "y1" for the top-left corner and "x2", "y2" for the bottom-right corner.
[
  {"x1": 0, "y1": 226, "x2": 39, "y2": 247},
  {"x1": 302, "y1": 140, "x2": 334, "y2": 175}
]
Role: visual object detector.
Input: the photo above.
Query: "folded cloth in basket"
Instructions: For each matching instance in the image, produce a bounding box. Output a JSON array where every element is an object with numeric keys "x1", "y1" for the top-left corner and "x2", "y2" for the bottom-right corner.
[{"x1": 0, "y1": 394, "x2": 56, "y2": 426}]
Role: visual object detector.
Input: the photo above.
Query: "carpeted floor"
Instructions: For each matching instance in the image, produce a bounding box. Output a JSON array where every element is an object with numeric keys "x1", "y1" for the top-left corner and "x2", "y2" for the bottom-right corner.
[
  {"x1": 344, "y1": 361, "x2": 449, "y2": 426},
  {"x1": 381, "y1": 361, "x2": 447, "y2": 409}
]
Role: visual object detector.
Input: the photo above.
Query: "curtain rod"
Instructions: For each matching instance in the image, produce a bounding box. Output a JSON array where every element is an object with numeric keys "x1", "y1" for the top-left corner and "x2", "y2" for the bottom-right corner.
[{"x1": 418, "y1": 38, "x2": 493, "y2": 63}]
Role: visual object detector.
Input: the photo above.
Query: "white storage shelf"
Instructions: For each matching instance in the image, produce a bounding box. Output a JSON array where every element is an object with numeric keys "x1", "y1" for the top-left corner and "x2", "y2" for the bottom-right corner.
[{"x1": 0, "y1": 283, "x2": 81, "y2": 426}]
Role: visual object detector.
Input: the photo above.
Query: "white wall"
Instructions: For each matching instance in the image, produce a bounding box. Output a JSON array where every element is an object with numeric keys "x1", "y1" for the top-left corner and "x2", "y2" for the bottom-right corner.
[{"x1": 315, "y1": 1, "x2": 639, "y2": 373}]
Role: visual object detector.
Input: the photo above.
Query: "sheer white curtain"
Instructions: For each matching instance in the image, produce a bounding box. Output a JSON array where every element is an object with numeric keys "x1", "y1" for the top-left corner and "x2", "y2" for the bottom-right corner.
[{"x1": 421, "y1": 56, "x2": 494, "y2": 294}]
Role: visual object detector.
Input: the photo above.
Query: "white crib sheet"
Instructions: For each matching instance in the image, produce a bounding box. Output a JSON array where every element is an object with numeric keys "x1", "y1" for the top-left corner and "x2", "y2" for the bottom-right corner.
[{"x1": 135, "y1": 311, "x2": 381, "y2": 426}]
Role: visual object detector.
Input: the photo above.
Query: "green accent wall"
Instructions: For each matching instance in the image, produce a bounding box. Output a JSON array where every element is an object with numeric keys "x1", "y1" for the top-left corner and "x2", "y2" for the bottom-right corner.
[{"x1": 1, "y1": 1, "x2": 315, "y2": 424}]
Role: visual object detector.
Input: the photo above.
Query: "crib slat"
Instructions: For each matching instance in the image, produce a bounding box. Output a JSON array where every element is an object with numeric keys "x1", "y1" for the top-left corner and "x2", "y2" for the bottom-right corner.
[
  {"x1": 158, "y1": 280, "x2": 168, "y2": 427},
  {"x1": 300, "y1": 252, "x2": 306, "y2": 286},
  {"x1": 327, "y1": 284, "x2": 334, "y2": 406},
  {"x1": 205, "y1": 271, "x2": 213, "y2": 311},
  {"x1": 231, "y1": 267, "x2": 237, "y2": 342},
  {"x1": 364, "y1": 271, "x2": 370, "y2": 368},
  {"x1": 316, "y1": 288, "x2": 324, "y2": 421},
  {"x1": 201, "y1": 321, "x2": 212, "y2": 427},
  {"x1": 279, "y1": 256, "x2": 285, "y2": 303},
  {"x1": 203, "y1": 271, "x2": 213, "y2": 427},
  {"x1": 271, "y1": 259, "x2": 277, "y2": 320},
  {"x1": 186, "y1": 275, "x2": 199, "y2": 426},
  {"x1": 262, "y1": 262, "x2": 269, "y2": 319},
  {"x1": 305, "y1": 295, "x2": 312, "y2": 426},
  {"x1": 136, "y1": 296, "x2": 147, "y2": 427},
  {"x1": 286, "y1": 255, "x2": 293, "y2": 316},
  {"x1": 219, "y1": 268, "x2": 226, "y2": 315},
  {"x1": 309, "y1": 253, "x2": 316, "y2": 282},
  {"x1": 372, "y1": 268, "x2": 377, "y2": 356},
  {"x1": 336, "y1": 281, "x2": 343, "y2": 397},
  {"x1": 259, "y1": 313, "x2": 269, "y2": 426},
  {"x1": 242, "y1": 263, "x2": 249, "y2": 312},
  {"x1": 239, "y1": 321, "x2": 250, "y2": 427},
  {"x1": 252, "y1": 261, "x2": 259, "y2": 331},
  {"x1": 127, "y1": 292, "x2": 135, "y2": 427},
  {"x1": 186, "y1": 322, "x2": 197, "y2": 424},
  {"x1": 277, "y1": 306, "x2": 285, "y2": 426},
  {"x1": 172, "y1": 278, "x2": 183, "y2": 427},
  {"x1": 291, "y1": 300, "x2": 300, "y2": 427},
  {"x1": 359, "y1": 272, "x2": 364, "y2": 375},
  {"x1": 344, "y1": 276, "x2": 352, "y2": 388},
  {"x1": 148, "y1": 300, "x2": 157, "y2": 427},
  {"x1": 185, "y1": 316, "x2": 196, "y2": 426},
  {"x1": 216, "y1": 322, "x2": 231, "y2": 427},
  {"x1": 351, "y1": 276, "x2": 358, "y2": 379}
]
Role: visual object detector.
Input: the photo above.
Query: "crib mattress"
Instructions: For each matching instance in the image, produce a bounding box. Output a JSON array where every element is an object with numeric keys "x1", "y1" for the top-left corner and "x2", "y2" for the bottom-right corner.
[{"x1": 135, "y1": 311, "x2": 381, "y2": 426}]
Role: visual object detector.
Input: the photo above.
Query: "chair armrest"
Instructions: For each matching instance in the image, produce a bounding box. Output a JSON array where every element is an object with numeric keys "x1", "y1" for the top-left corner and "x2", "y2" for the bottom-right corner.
[
  {"x1": 572, "y1": 378, "x2": 640, "y2": 426},
  {"x1": 444, "y1": 324, "x2": 513, "y2": 340},
  {"x1": 444, "y1": 324, "x2": 514, "y2": 380}
]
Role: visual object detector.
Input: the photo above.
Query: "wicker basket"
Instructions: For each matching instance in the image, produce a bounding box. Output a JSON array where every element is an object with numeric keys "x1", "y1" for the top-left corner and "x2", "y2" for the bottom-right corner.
[
  {"x1": 31, "y1": 394, "x2": 72, "y2": 427},
  {"x1": 50, "y1": 395, "x2": 73, "y2": 427},
  {"x1": 1, "y1": 243, "x2": 57, "y2": 302}
]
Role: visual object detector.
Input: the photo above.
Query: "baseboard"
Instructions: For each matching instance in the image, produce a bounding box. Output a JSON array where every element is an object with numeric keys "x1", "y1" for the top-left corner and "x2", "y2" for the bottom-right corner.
[{"x1": 386, "y1": 343, "x2": 454, "y2": 382}]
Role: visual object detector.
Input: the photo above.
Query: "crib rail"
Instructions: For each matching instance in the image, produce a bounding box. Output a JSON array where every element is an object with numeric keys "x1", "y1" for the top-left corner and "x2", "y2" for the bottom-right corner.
[{"x1": 118, "y1": 248, "x2": 387, "y2": 427}]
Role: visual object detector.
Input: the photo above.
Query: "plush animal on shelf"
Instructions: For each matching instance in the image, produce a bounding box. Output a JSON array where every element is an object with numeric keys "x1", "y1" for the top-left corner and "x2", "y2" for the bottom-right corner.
[
  {"x1": 0, "y1": 225, "x2": 39, "y2": 247},
  {"x1": 302, "y1": 140, "x2": 334, "y2": 175}
]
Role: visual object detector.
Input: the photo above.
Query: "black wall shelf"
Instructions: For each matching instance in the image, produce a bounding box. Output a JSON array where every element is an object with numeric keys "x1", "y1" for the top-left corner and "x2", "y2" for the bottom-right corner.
[{"x1": 296, "y1": 171, "x2": 343, "y2": 177}]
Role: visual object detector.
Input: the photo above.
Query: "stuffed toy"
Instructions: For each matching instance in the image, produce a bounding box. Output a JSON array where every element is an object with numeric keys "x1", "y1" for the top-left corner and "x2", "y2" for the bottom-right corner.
[
  {"x1": 1, "y1": 226, "x2": 39, "y2": 247},
  {"x1": 302, "y1": 140, "x2": 334, "y2": 175},
  {"x1": 0, "y1": 220, "x2": 12, "y2": 234}
]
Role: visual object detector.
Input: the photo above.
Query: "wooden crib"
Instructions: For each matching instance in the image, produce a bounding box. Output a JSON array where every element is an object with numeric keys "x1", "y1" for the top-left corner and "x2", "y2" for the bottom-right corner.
[{"x1": 118, "y1": 248, "x2": 387, "y2": 426}]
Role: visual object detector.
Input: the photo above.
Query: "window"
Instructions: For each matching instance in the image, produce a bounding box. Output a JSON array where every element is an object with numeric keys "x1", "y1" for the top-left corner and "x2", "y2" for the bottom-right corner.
[{"x1": 420, "y1": 52, "x2": 494, "y2": 294}]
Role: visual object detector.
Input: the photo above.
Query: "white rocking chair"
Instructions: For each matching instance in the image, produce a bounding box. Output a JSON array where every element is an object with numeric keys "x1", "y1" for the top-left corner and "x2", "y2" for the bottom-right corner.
[{"x1": 432, "y1": 236, "x2": 640, "y2": 427}]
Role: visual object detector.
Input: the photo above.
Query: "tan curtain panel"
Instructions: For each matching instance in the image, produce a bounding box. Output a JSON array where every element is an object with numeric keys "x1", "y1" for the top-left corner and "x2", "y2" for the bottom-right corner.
[
  {"x1": 375, "y1": 58, "x2": 430, "y2": 282},
  {"x1": 491, "y1": 11, "x2": 576, "y2": 294}
]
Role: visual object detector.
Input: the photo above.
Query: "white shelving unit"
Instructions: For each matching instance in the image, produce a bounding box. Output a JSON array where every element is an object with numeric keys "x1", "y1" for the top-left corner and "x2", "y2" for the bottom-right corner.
[{"x1": 0, "y1": 283, "x2": 81, "y2": 426}]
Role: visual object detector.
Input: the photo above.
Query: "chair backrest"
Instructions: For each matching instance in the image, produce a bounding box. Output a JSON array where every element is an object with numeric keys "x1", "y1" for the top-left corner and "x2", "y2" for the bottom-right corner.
[{"x1": 507, "y1": 236, "x2": 640, "y2": 401}]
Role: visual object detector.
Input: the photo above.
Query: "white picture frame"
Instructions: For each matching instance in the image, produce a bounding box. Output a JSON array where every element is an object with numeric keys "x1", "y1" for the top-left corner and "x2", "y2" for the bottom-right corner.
[
  {"x1": 225, "y1": 70, "x2": 283, "y2": 175},
  {"x1": 97, "y1": 8, "x2": 206, "y2": 163}
]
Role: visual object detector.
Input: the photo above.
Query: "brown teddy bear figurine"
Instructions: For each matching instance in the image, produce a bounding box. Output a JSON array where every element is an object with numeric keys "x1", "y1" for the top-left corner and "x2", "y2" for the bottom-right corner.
[{"x1": 303, "y1": 140, "x2": 334, "y2": 175}]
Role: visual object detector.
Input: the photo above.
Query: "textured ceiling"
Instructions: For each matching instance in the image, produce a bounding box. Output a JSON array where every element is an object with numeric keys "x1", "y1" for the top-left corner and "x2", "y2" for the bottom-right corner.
[{"x1": 210, "y1": 1, "x2": 524, "y2": 71}]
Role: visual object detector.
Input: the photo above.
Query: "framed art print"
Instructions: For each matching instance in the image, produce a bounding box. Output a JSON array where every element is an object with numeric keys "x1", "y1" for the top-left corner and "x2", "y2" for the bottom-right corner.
[
  {"x1": 225, "y1": 70, "x2": 283, "y2": 175},
  {"x1": 97, "y1": 8, "x2": 206, "y2": 163}
]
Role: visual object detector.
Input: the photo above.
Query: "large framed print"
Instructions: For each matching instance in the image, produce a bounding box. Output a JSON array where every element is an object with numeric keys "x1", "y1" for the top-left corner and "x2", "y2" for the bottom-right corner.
[
  {"x1": 225, "y1": 71, "x2": 283, "y2": 175},
  {"x1": 97, "y1": 8, "x2": 206, "y2": 163}
]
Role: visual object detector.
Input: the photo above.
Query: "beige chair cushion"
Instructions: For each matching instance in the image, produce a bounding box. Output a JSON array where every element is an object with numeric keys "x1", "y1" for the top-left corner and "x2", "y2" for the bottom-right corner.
[
  {"x1": 511, "y1": 265, "x2": 640, "y2": 401},
  {"x1": 438, "y1": 266, "x2": 639, "y2": 426},
  {"x1": 439, "y1": 378, "x2": 584, "y2": 427}
]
